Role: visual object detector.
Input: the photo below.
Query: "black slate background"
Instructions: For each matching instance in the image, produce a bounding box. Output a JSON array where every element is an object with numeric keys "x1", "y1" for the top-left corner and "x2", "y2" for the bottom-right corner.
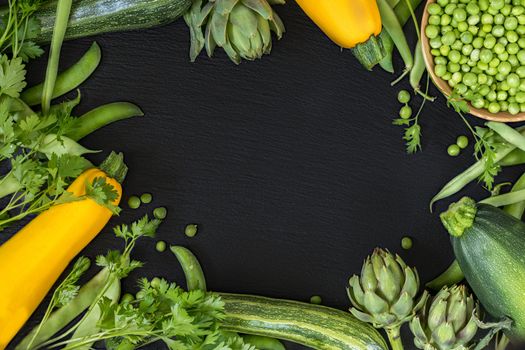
[{"x1": 4, "y1": 2, "x2": 525, "y2": 349}]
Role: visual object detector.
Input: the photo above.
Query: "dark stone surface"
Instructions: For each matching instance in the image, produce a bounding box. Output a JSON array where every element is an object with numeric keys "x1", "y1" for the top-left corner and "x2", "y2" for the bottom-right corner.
[{"x1": 5, "y1": 2, "x2": 524, "y2": 349}]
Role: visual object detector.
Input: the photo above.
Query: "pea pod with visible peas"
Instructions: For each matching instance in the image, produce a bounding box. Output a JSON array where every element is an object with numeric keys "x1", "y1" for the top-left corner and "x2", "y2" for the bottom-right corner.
[{"x1": 22, "y1": 42, "x2": 101, "y2": 106}]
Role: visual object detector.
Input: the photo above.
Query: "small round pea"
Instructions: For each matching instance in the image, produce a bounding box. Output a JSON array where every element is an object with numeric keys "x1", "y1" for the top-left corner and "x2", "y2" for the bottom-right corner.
[
  {"x1": 397, "y1": 90, "x2": 411, "y2": 104},
  {"x1": 488, "y1": 101, "x2": 501, "y2": 113},
  {"x1": 153, "y1": 206, "x2": 167, "y2": 219},
  {"x1": 140, "y1": 192, "x2": 152, "y2": 204},
  {"x1": 448, "y1": 144, "x2": 461, "y2": 157},
  {"x1": 509, "y1": 102, "x2": 521, "y2": 114},
  {"x1": 156, "y1": 240, "x2": 167, "y2": 252},
  {"x1": 401, "y1": 236, "x2": 413, "y2": 250},
  {"x1": 127, "y1": 196, "x2": 141, "y2": 209},
  {"x1": 498, "y1": 61, "x2": 512, "y2": 75},
  {"x1": 456, "y1": 135, "x2": 469, "y2": 149},
  {"x1": 399, "y1": 105, "x2": 412, "y2": 119},
  {"x1": 185, "y1": 224, "x2": 198, "y2": 237},
  {"x1": 428, "y1": 3, "x2": 442, "y2": 15},
  {"x1": 310, "y1": 295, "x2": 322, "y2": 305},
  {"x1": 426, "y1": 25, "x2": 440, "y2": 39}
]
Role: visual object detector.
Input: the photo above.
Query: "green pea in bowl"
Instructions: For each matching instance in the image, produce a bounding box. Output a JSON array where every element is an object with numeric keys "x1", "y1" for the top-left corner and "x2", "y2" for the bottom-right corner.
[{"x1": 421, "y1": 0, "x2": 525, "y2": 122}]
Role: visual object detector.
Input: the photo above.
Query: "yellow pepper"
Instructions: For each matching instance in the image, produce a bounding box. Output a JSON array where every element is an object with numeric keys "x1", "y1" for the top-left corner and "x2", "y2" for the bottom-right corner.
[
  {"x1": 0, "y1": 152, "x2": 126, "y2": 349},
  {"x1": 295, "y1": 0, "x2": 385, "y2": 69}
]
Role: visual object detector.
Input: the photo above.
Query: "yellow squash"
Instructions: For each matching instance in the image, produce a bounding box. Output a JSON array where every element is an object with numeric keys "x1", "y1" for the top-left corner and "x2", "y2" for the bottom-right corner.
[
  {"x1": 295, "y1": 0, "x2": 385, "y2": 69},
  {"x1": 0, "y1": 152, "x2": 126, "y2": 349}
]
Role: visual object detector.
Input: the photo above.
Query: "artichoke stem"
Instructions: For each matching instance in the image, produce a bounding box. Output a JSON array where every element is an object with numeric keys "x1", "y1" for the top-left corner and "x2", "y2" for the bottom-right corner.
[{"x1": 386, "y1": 327, "x2": 404, "y2": 350}]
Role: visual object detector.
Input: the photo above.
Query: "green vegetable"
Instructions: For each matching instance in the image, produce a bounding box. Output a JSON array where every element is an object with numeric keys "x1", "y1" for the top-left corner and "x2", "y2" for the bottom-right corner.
[
  {"x1": 184, "y1": 0, "x2": 285, "y2": 64},
  {"x1": 410, "y1": 39, "x2": 435, "y2": 101},
  {"x1": 40, "y1": 0, "x2": 73, "y2": 115},
  {"x1": 401, "y1": 236, "x2": 413, "y2": 249},
  {"x1": 440, "y1": 197, "x2": 525, "y2": 339},
  {"x1": 185, "y1": 223, "x2": 198, "y2": 237},
  {"x1": 347, "y1": 248, "x2": 428, "y2": 350},
  {"x1": 140, "y1": 192, "x2": 152, "y2": 204},
  {"x1": 155, "y1": 240, "x2": 166, "y2": 252},
  {"x1": 241, "y1": 335, "x2": 286, "y2": 350},
  {"x1": 22, "y1": 42, "x2": 101, "y2": 106},
  {"x1": 397, "y1": 89, "x2": 411, "y2": 103},
  {"x1": 66, "y1": 102, "x2": 144, "y2": 141},
  {"x1": 127, "y1": 196, "x2": 140, "y2": 209},
  {"x1": 410, "y1": 285, "x2": 480, "y2": 350},
  {"x1": 377, "y1": 0, "x2": 413, "y2": 84},
  {"x1": 425, "y1": 260, "x2": 464, "y2": 291},
  {"x1": 447, "y1": 144, "x2": 460, "y2": 156},
  {"x1": 171, "y1": 245, "x2": 207, "y2": 291},
  {"x1": 22, "y1": 0, "x2": 191, "y2": 43},
  {"x1": 456, "y1": 135, "x2": 469, "y2": 149},
  {"x1": 153, "y1": 206, "x2": 167, "y2": 219},
  {"x1": 426, "y1": 0, "x2": 525, "y2": 114},
  {"x1": 220, "y1": 293, "x2": 389, "y2": 350},
  {"x1": 399, "y1": 105, "x2": 412, "y2": 119},
  {"x1": 503, "y1": 172, "x2": 525, "y2": 219},
  {"x1": 309, "y1": 295, "x2": 322, "y2": 304}
]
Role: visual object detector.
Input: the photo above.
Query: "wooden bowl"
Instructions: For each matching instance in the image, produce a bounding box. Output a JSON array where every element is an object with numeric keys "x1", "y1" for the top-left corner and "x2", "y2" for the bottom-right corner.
[{"x1": 421, "y1": 0, "x2": 525, "y2": 122}]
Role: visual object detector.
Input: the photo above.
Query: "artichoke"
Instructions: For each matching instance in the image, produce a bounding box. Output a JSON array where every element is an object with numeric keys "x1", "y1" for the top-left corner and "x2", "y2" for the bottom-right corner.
[
  {"x1": 410, "y1": 285, "x2": 479, "y2": 350},
  {"x1": 348, "y1": 248, "x2": 428, "y2": 350},
  {"x1": 184, "y1": 0, "x2": 286, "y2": 64}
]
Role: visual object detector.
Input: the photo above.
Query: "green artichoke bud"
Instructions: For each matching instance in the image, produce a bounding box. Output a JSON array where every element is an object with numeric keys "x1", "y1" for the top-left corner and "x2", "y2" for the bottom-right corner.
[
  {"x1": 410, "y1": 285, "x2": 479, "y2": 350},
  {"x1": 347, "y1": 248, "x2": 428, "y2": 330},
  {"x1": 184, "y1": 0, "x2": 286, "y2": 64}
]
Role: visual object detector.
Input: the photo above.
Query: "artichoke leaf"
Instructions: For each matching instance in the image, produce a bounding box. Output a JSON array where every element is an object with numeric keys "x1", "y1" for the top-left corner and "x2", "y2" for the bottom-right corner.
[{"x1": 241, "y1": 0, "x2": 273, "y2": 19}]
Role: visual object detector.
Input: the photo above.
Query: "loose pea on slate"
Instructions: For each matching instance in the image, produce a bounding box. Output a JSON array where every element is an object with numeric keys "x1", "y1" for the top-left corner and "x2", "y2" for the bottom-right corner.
[{"x1": 426, "y1": 0, "x2": 525, "y2": 115}]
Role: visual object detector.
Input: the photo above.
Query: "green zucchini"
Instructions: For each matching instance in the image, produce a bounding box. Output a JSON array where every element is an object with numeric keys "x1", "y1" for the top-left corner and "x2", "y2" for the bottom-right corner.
[
  {"x1": 23, "y1": 0, "x2": 191, "y2": 43},
  {"x1": 440, "y1": 197, "x2": 525, "y2": 339},
  {"x1": 219, "y1": 293, "x2": 388, "y2": 350}
]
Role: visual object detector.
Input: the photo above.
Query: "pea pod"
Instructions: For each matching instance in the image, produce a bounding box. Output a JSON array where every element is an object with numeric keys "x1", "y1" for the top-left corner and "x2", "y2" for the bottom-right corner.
[
  {"x1": 66, "y1": 102, "x2": 144, "y2": 141},
  {"x1": 504, "y1": 172, "x2": 525, "y2": 219},
  {"x1": 170, "y1": 245, "x2": 207, "y2": 292},
  {"x1": 21, "y1": 42, "x2": 101, "y2": 106},
  {"x1": 241, "y1": 335, "x2": 286, "y2": 350}
]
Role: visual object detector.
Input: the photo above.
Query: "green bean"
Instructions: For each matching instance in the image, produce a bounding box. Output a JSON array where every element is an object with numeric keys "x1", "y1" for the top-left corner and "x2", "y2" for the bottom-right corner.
[
  {"x1": 429, "y1": 128, "x2": 525, "y2": 209},
  {"x1": 503, "y1": 172, "x2": 525, "y2": 219},
  {"x1": 425, "y1": 260, "x2": 464, "y2": 290},
  {"x1": 65, "y1": 102, "x2": 143, "y2": 141},
  {"x1": 170, "y1": 246, "x2": 207, "y2": 291},
  {"x1": 21, "y1": 42, "x2": 101, "y2": 106},
  {"x1": 386, "y1": 0, "x2": 401, "y2": 9},
  {"x1": 377, "y1": 0, "x2": 414, "y2": 85},
  {"x1": 499, "y1": 148, "x2": 525, "y2": 166},
  {"x1": 241, "y1": 335, "x2": 286, "y2": 350},
  {"x1": 41, "y1": 0, "x2": 73, "y2": 115},
  {"x1": 379, "y1": 31, "x2": 395, "y2": 73},
  {"x1": 487, "y1": 121, "x2": 525, "y2": 152},
  {"x1": 480, "y1": 188, "x2": 525, "y2": 207},
  {"x1": 16, "y1": 268, "x2": 110, "y2": 350},
  {"x1": 379, "y1": 0, "x2": 424, "y2": 73},
  {"x1": 410, "y1": 39, "x2": 436, "y2": 101}
]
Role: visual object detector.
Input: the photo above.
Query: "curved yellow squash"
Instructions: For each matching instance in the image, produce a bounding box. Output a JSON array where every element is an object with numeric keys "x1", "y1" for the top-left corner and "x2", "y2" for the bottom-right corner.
[
  {"x1": 295, "y1": 0, "x2": 382, "y2": 48},
  {"x1": 0, "y1": 164, "x2": 123, "y2": 349}
]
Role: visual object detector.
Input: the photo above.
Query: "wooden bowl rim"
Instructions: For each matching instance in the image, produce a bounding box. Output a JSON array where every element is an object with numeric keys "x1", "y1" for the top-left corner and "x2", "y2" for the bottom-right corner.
[{"x1": 421, "y1": 0, "x2": 525, "y2": 122}]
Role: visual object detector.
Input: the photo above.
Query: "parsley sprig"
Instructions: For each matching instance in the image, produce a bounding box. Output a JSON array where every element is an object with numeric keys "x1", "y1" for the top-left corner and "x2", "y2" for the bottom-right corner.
[{"x1": 26, "y1": 215, "x2": 255, "y2": 350}]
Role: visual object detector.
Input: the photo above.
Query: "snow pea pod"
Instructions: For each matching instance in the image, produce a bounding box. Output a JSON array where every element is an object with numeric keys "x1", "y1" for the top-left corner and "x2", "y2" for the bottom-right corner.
[
  {"x1": 66, "y1": 102, "x2": 144, "y2": 141},
  {"x1": 21, "y1": 42, "x2": 101, "y2": 106}
]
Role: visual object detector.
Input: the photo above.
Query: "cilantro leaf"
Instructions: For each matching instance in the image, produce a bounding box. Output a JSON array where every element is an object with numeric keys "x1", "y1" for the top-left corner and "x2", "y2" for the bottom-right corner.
[
  {"x1": 18, "y1": 41, "x2": 44, "y2": 62},
  {"x1": 85, "y1": 177, "x2": 121, "y2": 214},
  {"x1": 404, "y1": 124, "x2": 422, "y2": 154}
]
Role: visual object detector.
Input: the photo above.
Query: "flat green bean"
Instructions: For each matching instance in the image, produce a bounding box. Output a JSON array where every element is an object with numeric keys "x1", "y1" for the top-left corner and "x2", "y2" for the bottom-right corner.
[
  {"x1": 41, "y1": 0, "x2": 73, "y2": 114},
  {"x1": 429, "y1": 127, "x2": 525, "y2": 209},
  {"x1": 16, "y1": 268, "x2": 110, "y2": 350},
  {"x1": 21, "y1": 42, "x2": 101, "y2": 106},
  {"x1": 66, "y1": 102, "x2": 144, "y2": 141},
  {"x1": 410, "y1": 39, "x2": 435, "y2": 101},
  {"x1": 377, "y1": 0, "x2": 414, "y2": 84},
  {"x1": 487, "y1": 122, "x2": 525, "y2": 152},
  {"x1": 170, "y1": 245, "x2": 207, "y2": 291},
  {"x1": 241, "y1": 335, "x2": 286, "y2": 350},
  {"x1": 504, "y1": 172, "x2": 525, "y2": 219},
  {"x1": 480, "y1": 189, "x2": 525, "y2": 207},
  {"x1": 425, "y1": 260, "x2": 464, "y2": 290}
]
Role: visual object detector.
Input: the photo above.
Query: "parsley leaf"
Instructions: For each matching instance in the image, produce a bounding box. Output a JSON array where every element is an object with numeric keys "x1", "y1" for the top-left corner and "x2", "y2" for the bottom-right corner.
[
  {"x1": 0, "y1": 55, "x2": 26, "y2": 97},
  {"x1": 85, "y1": 177, "x2": 121, "y2": 215}
]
